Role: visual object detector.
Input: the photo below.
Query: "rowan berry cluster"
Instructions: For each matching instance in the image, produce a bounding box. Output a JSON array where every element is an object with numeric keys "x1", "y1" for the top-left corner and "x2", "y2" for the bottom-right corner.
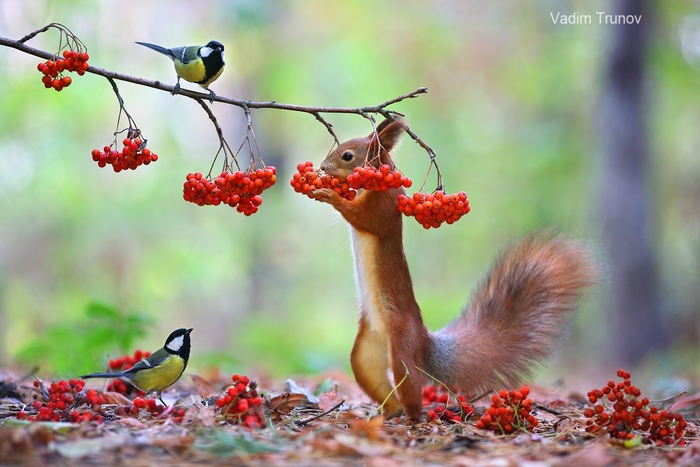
[
  {"x1": 584, "y1": 369, "x2": 687, "y2": 446},
  {"x1": 131, "y1": 397, "x2": 165, "y2": 416},
  {"x1": 422, "y1": 385, "x2": 473, "y2": 423},
  {"x1": 397, "y1": 190, "x2": 470, "y2": 229},
  {"x1": 346, "y1": 164, "x2": 412, "y2": 191},
  {"x1": 290, "y1": 161, "x2": 356, "y2": 200},
  {"x1": 475, "y1": 386, "x2": 538, "y2": 434},
  {"x1": 215, "y1": 374, "x2": 265, "y2": 428},
  {"x1": 91, "y1": 138, "x2": 159, "y2": 172},
  {"x1": 36, "y1": 50, "x2": 89, "y2": 91},
  {"x1": 17, "y1": 379, "x2": 104, "y2": 424},
  {"x1": 183, "y1": 166, "x2": 276, "y2": 216},
  {"x1": 104, "y1": 349, "x2": 150, "y2": 397}
]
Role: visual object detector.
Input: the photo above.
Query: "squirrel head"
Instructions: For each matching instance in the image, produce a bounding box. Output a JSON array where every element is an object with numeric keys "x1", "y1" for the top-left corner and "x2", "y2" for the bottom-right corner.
[{"x1": 320, "y1": 118, "x2": 407, "y2": 180}]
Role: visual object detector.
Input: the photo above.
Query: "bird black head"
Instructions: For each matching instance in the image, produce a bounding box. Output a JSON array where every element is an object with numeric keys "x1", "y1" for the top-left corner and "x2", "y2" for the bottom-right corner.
[
  {"x1": 164, "y1": 328, "x2": 193, "y2": 361},
  {"x1": 205, "y1": 40, "x2": 224, "y2": 52}
]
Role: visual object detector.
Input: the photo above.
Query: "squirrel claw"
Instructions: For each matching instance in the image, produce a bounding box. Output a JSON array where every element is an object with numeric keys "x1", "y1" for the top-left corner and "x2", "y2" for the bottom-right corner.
[{"x1": 311, "y1": 188, "x2": 339, "y2": 204}]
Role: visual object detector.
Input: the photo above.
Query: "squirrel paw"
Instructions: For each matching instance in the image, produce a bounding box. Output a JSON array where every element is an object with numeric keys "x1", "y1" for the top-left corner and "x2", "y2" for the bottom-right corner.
[{"x1": 311, "y1": 187, "x2": 342, "y2": 205}]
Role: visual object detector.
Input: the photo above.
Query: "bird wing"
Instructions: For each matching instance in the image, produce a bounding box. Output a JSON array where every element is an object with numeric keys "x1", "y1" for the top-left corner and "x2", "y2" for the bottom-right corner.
[
  {"x1": 171, "y1": 46, "x2": 199, "y2": 64},
  {"x1": 125, "y1": 349, "x2": 169, "y2": 374}
]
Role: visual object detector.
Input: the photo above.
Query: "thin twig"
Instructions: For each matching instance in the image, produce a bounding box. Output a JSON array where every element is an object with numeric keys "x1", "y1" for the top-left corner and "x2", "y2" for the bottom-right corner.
[
  {"x1": 295, "y1": 400, "x2": 345, "y2": 426},
  {"x1": 312, "y1": 112, "x2": 339, "y2": 145},
  {"x1": 194, "y1": 97, "x2": 236, "y2": 174},
  {"x1": 403, "y1": 125, "x2": 443, "y2": 191}
]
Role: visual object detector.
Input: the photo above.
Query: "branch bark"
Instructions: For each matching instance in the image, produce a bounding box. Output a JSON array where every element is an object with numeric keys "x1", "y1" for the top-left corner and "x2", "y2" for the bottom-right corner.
[{"x1": 0, "y1": 35, "x2": 426, "y2": 140}]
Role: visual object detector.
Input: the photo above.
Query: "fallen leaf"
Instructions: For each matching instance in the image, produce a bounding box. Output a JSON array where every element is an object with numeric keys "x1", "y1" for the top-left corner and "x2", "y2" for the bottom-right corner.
[
  {"x1": 100, "y1": 391, "x2": 132, "y2": 405},
  {"x1": 268, "y1": 392, "x2": 312, "y2": 413},
  {"x1": 49, "y1": 433, "x2": 128, "y2": 459},
  {"x1": 285, "y1": 379, "x2": 319, "y2": 404},
  {"x1": 190, "y1": 374, "x2": 217, "y2": 398},
  {"x1": 318, "y1": 384, "x2": 343, "y2": 411},
  {"x1": 556, "y1": 441, "x2": 616, "y2": 466},
  {"x1": 118, "y1": 417, "x2": 146, "y2": 429}
]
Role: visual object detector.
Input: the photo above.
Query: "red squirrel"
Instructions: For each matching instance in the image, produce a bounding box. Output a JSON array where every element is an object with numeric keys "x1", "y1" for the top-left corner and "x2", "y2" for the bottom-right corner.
[{"x1": 312, "y1": 118, "x2": 596, "y2": 421}]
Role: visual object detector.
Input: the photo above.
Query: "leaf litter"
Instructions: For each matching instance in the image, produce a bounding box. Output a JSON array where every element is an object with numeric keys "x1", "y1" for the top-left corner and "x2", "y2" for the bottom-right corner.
[{"x1": 0, "y1": 368, "x2": 698, "y2": 466}]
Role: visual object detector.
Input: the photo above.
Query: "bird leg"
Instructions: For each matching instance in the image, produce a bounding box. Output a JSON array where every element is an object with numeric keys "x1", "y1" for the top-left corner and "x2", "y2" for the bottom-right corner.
[{"x1": 172, "y1": 77, "x2": 181, "y2": 96}]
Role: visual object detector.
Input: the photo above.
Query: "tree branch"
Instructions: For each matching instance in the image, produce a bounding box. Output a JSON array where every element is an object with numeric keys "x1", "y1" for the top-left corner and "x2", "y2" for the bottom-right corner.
[
  {"x1": 1, "y1": 30, "x2": 446, "y2": 188},
  {"x1": 0, "y1": 35, "x2": 426, "y2": 135}
]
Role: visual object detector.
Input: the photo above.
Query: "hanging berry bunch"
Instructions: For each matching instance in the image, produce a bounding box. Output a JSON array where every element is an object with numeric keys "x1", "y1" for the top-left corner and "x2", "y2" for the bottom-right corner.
[
  {"x1": 90, "y1": 77, "x2": 159, "y2": 173},
  {"x1": 91, "y1": 136, "x2": 159, "y2": 172},
  {"x1": 214, "y1": 374, "x2": 266, "y2": 428},
  {"x1": 293, "y1": 120, "x2": 470, "y2": 229},
  {"x1": 397, "y1": 190, "x2": 470, "y2": 229},
  {"x1": 33, "y1": 23, "x2": 90, "y2": 92},
  {"x1": 183, "y1": 166, "x2": 276, "y2": 215},
  {"x1": 346, "y1": 163, "x2": 412, "y2": 191},
  {"x1": 184, "y1": 110, "x2": 276, "y2": 216},
  {"x1": 475, "y1": 386, "x2": 539, "y2": 434},
  {"x1": 584, "y1": 369, "x2": 687, "y2": 446},
  {"x1": 290, "y1": 161, "x2": 357, "y2": 200}
]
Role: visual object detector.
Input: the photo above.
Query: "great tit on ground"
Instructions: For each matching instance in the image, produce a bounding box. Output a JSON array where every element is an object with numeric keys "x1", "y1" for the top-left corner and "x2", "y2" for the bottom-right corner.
[
  {"x1": 81, "y1": 327, "x2": 192, "y2": 404},
  {"x1": 136, "y1": 40, "x2": 225, "y2": 102}
]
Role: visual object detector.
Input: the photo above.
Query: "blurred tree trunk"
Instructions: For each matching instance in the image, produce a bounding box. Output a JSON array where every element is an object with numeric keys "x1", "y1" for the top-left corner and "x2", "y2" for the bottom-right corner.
[{"x1": 598, "y1": 0, "x2": 667, "y2": 364}]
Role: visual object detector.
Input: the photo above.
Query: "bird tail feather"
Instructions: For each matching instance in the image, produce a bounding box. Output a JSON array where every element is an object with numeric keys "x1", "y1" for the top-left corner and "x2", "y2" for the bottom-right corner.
[
  {"x1": 135, "y1": 41, "x2": 172, "y2": 57},
  {"x1": 81, "y1": 372, "x2": 123, "y2": 379}
]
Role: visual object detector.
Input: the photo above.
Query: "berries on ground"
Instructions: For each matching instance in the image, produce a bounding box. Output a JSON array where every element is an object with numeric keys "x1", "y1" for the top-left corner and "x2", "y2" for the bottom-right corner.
[
  {"x1": 584, "y1": 369, "x2": 687, "y2": 446},
  {"x1": 214, "y1": 374, "x2": 266, "y2": 428},
  {"x1": 475, "y1": 386, "x2": 538, "y2": 435},
  {"x1": 422, "y1": 385, "x2": 474, "y2": 423},
  {"x1": 19, "y1": 378, "x2": 103, "y2": 424}
]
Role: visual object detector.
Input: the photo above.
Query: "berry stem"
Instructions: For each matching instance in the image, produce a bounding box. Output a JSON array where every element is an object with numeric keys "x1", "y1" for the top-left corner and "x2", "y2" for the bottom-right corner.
[
  {"x1": 106, "y1": 76, "x2": 141, "y2": 148},
  {"x1": 195, "y1": 97, "x2": 239, "y2": 174}
]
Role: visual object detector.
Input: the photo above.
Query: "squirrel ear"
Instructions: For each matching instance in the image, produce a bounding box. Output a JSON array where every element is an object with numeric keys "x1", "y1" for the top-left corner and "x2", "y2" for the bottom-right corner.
[{"x1": 369, "y1": 118, "x2": 407, "y2": 154}]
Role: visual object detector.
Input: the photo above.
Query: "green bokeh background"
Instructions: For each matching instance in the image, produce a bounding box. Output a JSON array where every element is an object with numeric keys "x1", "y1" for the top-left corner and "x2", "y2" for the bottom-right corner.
[{"x1": 1, "y1": 0, "x2": 698, "y2": 387}]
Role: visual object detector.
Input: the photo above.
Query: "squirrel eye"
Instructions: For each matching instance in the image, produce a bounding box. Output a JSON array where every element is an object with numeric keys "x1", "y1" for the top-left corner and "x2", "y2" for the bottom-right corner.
[{"x1": 341, "y1": 151, "x2": 353, "y2": 161}]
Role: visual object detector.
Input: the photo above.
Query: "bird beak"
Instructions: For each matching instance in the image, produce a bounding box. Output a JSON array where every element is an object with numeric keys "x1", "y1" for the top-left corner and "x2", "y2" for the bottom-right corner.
[{"x1": 186, "y1": 328, "x2": 193, "y2": 334}]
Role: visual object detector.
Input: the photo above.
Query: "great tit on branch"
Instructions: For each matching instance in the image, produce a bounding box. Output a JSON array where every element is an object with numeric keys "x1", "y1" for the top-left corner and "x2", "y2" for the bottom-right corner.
[
  {"x1": 136, "y1": 40, "x2": 225, "y2": 102},
  {"x1": 82, "y1": 328, "x2": 193, "y2": 404}
]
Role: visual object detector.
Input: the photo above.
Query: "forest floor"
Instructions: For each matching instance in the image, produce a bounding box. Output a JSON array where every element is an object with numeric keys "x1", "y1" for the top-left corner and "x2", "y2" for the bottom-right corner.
[{"x1": 1, "y1": 368, "x2": 699, "y2": 466}]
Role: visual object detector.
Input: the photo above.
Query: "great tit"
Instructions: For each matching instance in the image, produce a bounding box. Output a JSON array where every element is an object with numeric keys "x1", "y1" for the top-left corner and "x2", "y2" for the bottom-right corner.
[
  {"x1": 82, "y1": 328, "x2": 193, "y2": 404},
  {"x1": 136, "y1": 40, "x2": 225, "y2": 102}
]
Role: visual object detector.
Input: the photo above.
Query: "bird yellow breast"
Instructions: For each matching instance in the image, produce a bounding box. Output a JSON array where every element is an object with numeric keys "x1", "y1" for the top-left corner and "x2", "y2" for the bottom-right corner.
[
  {"x1": 131, "y1": 355, "x2": 185, "y2": 393},
  {"x1": 174, "y1": 59, "x2": 206, "y2": 84}
]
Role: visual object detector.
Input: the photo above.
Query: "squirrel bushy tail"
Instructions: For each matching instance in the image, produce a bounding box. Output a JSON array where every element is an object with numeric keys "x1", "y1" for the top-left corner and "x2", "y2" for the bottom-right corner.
[{"x1": 425, "y1": 231, "x2": 596, "y2": 394}]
